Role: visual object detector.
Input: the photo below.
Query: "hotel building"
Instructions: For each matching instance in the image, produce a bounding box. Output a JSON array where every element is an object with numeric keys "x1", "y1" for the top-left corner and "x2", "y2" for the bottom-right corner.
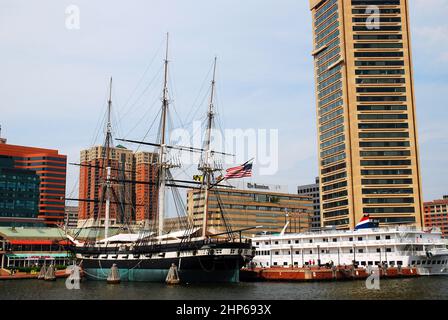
[
  {"x1": 78, "y1": 146, "x2": 158, "y2": 227},
  {"x1": 134, "y1": 151, "x2": 158, "y2": 226},
  {"x1": 0, "y1": 139, "x2": 67, "y2": 226},
  {"x1": 187, "y1": 183, "x2": 313, "y2": 238},
  {"x1": 309, "y1": 0, "x2": 423, "y2": 229},
  {"x1": 78, "y1": 145, "x2": 134, "y2": 227}
]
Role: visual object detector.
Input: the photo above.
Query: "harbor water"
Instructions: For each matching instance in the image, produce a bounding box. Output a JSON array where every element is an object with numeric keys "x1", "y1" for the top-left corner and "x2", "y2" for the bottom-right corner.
[{"x1": 1, "y1": 277, "x2": 447, "y2": 300}]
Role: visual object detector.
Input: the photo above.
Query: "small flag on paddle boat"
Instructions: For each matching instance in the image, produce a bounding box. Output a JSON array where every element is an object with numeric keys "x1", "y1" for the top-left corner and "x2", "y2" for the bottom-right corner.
[{"x1": 224, "y1": 160, "x2": 253, "y2": 180}]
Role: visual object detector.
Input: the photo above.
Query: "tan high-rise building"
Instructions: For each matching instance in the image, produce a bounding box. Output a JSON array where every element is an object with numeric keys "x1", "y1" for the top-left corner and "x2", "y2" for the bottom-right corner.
[
  {"x1": 309, "y1": 0, "x2": 423, "y2": 229},
  {"x1": 187, "y1": 186, "x2": 312, "y2": 238}
]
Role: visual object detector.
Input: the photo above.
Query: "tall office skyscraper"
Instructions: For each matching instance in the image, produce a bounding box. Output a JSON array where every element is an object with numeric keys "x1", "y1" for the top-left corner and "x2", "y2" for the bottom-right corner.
[{"x1": 309, "y1": 0, "x2": 423, "y2": 229}]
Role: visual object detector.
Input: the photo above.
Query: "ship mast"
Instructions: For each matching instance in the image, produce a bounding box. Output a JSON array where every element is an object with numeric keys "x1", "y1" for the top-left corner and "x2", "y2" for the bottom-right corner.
[
  {"x1": 104, "y1": 77, "x2": 113, "y2": 240},
  {"x1": 158, "y1": 33, "x2": 170, "y2": 239},
  {"x1": 201, "y1": 57, "x2": 218, "y2": 238}
]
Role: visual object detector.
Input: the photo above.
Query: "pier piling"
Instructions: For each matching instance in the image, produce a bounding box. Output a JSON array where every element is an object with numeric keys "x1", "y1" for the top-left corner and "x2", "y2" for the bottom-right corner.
[{"x1": 107, "y1": 264, "x2": 121, "y2": 284}]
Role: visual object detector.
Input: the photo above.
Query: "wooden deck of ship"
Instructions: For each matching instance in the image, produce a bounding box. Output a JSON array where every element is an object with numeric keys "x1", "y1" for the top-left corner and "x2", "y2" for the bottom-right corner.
[{"x1": 240, "y1": 266, "x2": 419, "y2": 282}]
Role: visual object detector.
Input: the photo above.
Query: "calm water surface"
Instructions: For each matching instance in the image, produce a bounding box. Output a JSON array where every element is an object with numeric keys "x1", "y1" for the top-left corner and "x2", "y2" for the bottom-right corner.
[{"x1": 1, "y1": 277, "x2": 447, "y2": 300}]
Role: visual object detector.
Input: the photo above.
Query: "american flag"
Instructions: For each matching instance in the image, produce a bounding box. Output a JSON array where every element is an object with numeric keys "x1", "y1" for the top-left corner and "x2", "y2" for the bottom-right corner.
[{"x1": 224, "y1": 161, "x2": 253, "y2": 180}]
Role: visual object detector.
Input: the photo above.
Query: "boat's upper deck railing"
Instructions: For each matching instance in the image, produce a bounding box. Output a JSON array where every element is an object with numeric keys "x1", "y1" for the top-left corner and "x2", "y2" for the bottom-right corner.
[
  {"x1": 254, "y1": 226, "x2": 442, "y2": 238},
  {"x1": 204, "y1": 237, "x2": 251, "y2": 245}
]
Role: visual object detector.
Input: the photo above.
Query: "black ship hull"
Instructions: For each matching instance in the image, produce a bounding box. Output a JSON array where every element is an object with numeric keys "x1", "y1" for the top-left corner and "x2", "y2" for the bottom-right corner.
[{"x1": 72, "y1": 239, "x2": 254, "y2": 283}]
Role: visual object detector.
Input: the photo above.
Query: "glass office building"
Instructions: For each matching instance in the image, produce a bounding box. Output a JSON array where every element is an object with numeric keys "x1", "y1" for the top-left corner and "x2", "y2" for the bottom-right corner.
[{"x1": 0, "y1": 156, "x2": 41, "y2": 226}]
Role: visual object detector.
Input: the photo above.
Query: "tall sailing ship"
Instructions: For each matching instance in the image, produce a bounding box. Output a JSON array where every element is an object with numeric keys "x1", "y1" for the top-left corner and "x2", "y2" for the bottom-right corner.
[{"x1": 67, "y1": 35, "x2": 255, "y2": 283}]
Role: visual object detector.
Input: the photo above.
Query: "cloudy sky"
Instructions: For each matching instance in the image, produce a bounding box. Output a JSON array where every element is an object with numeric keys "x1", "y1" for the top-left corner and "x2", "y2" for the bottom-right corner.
[{"x1": 0, "y1": 0, "x2": 447, "y2": 201}]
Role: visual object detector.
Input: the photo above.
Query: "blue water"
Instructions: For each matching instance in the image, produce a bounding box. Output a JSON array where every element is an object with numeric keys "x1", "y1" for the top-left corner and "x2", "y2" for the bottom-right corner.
[{"x1": 1, "y1": 276, "x2": 447, "y2": 300}]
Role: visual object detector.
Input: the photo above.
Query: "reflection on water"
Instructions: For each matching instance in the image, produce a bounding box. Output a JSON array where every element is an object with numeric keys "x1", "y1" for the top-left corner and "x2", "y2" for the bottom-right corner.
[{"x1": 1, "y1": 277, "x2": 447, "y2": 300}]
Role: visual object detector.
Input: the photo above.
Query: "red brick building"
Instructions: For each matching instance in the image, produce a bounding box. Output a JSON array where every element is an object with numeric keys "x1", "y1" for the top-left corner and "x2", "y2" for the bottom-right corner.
[
  {"x1": 78, "y1": 145, "x2": 133, "y2": 227},
  {"x1": 78, "y1": 146, "x2": 158, "y2": 227},
  {"x1": 135, "y1": 151, "x2": 158, "y2": 225},
  {"x1": 424, "y1": 196, "x2": 448, "y2": 238},
  {"x1": 0, "y1": 139, "x2": 67, "y2": 226}
]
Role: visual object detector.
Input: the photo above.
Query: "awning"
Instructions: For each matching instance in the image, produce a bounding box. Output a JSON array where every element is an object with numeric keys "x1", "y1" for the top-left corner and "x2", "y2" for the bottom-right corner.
[
  {"x1": 5, "y1": 253, "x2": 71, "y2": 260},
  {"x1": 157, "y1": 228, "x2": 200, "y2": 240},
  {"x1": 9, "y1": 240, "x2": 72, "y2": 246},
  {"x1": 97, "y1": 232, "x2": 154, "y2": 244}
]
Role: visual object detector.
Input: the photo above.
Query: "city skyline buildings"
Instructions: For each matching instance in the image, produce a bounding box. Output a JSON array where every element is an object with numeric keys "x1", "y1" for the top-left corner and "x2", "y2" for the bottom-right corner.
[
  {"x1": 0, "y1": 1, "x2": 446, "y2": 208},
  {"x1": 310, "y1": 0, "x2": 423, "y2": 229}
]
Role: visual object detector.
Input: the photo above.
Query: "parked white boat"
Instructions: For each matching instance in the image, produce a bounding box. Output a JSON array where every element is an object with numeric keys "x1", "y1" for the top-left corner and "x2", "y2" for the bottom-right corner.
[{"x1": 251, "y1": 216, "x2": 448, "y2": 276}]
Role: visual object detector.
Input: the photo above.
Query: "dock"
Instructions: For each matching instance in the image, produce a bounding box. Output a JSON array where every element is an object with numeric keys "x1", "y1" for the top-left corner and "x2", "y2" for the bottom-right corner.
[
  {"x1": 240, "y1": 266, "x2": 419, "y2": 282},
  {"x1": 0, "y1": 268, "x2": 72, "y2": 280}
]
